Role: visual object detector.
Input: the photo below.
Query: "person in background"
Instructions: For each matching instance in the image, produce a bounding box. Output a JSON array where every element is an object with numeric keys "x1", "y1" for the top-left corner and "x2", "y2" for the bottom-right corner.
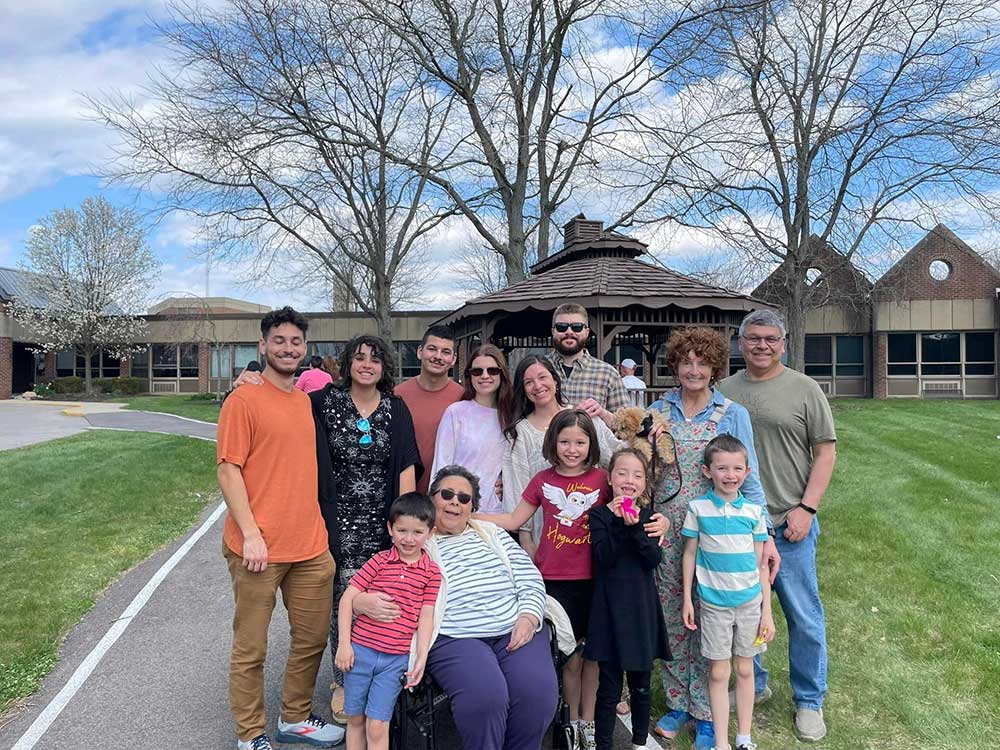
[
  {"x1": 321, "y1": 355, "x2": 340, "y2": 382},
  {"x1": 395, "y1": 325, "x2": 464, "y2": 493},
  {"x1": 619, "y1": 358, "x2": 647, "y2": 407},
  {"x1": 296, "y1": 355, "x2": 334, "y2": 394}
]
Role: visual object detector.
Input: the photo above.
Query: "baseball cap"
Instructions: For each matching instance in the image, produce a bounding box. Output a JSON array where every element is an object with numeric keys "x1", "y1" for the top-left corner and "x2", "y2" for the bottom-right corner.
[{"x1": 620, "y1": 358, "x2": 637, "y2": 369}]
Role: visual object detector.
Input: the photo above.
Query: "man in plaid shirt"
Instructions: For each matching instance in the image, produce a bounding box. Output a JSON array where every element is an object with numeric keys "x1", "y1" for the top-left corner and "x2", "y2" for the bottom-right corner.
[{"x1": 547, "y1": 303, "x2": 629, "y2": 422}]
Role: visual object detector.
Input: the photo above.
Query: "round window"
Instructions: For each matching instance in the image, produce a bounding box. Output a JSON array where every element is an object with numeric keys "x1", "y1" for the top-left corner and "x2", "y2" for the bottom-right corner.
[
  {"x1": 805, "y1": 267, "x2": 822, "y2": 286},
  {"x1": 928, "y1": 259, "x2": 951, "y2": 281}
]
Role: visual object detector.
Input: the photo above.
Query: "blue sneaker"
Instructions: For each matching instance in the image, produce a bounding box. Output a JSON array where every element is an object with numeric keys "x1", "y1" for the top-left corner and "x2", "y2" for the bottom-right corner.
[
  {"x1": 694, "y1": 720, "x2": 716, "y2": 749},
  {"x1": 654, "y1": 709, "x2": 693, "y2": 739}
]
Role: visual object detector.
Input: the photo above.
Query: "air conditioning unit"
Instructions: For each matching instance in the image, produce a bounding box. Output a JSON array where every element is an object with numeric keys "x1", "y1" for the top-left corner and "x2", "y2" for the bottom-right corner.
[
  {"x1": 922, "y1": 381, "x2": 961, "y2": 393},
  {"x1": 152, "y1": 381, "x2": 179, "y2": 394}
]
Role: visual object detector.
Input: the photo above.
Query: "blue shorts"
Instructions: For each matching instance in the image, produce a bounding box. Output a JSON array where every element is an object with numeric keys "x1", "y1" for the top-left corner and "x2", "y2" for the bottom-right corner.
[{"x1": 343, "y1": 642, "x2": 409, "y2": 722}]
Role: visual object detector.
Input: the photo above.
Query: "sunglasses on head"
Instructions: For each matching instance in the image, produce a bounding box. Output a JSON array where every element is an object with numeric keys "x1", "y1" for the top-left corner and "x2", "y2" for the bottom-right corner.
[
  {"x1": 470, "y1": 366, "x2": 501, "y2": 377},
  {"x1": 554, "y1": 322, "x2": 586, "y2": 333},
  {"x1": 356, "y1": 417, "x2": 373, "y2": 448},
  {"x1": 435, "y1": 488, "x2": 473, "y2": 504}
]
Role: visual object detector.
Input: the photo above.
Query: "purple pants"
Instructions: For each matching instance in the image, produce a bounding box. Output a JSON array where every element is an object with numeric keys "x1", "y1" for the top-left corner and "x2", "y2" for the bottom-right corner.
[{"x1": 427, "y1": 626, "x2": 558, "y2": 750}]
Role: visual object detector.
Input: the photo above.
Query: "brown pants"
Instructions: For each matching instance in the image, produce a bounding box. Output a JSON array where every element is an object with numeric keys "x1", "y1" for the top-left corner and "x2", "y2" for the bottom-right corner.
[{"x1": 224, "y1": 546, "x2": 335, "y2": 741}]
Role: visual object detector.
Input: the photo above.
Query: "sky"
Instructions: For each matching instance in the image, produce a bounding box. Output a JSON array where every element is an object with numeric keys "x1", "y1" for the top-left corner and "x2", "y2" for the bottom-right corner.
[{"x1": 0, "y1": 0, "x2": 744, "y2": 315}]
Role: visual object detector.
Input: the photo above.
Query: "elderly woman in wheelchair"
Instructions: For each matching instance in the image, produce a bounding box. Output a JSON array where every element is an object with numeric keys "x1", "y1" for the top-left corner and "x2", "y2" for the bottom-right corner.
[{"x1": 352, "y1": 465, "x2": 566, "y2": 750}]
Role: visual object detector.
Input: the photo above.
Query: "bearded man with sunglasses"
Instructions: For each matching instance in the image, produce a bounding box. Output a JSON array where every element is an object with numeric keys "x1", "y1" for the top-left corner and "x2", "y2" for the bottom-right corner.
[{"x1": 547, "y1": 304, "x2": 629, "y2": 423}]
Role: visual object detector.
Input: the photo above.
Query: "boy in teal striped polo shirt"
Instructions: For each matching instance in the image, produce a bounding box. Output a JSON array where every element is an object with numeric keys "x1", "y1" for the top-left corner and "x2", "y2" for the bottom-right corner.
[{"x1": 681, "y1": 435, "x2": 775, "y2": 750}]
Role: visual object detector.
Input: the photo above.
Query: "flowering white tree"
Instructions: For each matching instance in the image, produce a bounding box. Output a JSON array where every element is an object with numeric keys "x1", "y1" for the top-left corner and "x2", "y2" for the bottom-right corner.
[{"x1": 10, "y1": 196, "x2": 159, "y2": 395}]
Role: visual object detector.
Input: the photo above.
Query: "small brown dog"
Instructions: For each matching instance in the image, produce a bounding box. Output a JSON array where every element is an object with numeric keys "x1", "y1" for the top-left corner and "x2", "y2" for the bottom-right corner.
[{"x1": 610, "y1": 407, "x2": 675, "y2": 468}]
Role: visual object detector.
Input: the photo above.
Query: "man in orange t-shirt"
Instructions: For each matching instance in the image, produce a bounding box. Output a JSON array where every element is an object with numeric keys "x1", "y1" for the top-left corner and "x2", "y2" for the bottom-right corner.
[
  {"x1": 394, "y1": 325, "x2": 463, "y2": 493},
  {"x1": 217, "y1": 306, "x2": 343, "y2": 750}
]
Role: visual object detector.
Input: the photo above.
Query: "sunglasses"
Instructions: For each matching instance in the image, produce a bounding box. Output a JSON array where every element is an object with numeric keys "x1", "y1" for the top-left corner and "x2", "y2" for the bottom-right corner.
[
  {"x1": 356, "y1": 417, "x2": 373, "y2": 448},
  {"x1": 435, "y1": 488, "x2": 473, "y2": 504},
  {"x1": 553, "y1": 322, "x2": 586, "y2": 333},
  {"x1": 470, "y1": 366, "x2": 501, "y2": 377}
]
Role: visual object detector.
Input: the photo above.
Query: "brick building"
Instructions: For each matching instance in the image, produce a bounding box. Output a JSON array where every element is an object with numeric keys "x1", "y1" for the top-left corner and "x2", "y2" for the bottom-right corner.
[{"x1": 2, "y1": 224, "x2": 997, "y2": 400}]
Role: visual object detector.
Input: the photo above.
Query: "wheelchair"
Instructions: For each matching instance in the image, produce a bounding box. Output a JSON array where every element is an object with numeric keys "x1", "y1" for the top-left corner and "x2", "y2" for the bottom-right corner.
[{"x1": 388, "y1": 617, "x2": 575, "y2": 750}]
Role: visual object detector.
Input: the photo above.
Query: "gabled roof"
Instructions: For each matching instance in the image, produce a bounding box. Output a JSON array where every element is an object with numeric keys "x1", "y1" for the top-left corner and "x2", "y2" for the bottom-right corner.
[
  {"x1": 752, "y1": 235, "x2": 872, "y2": 305},
  {"x1": 873, "y1": 223, "x2": 1000, "y2": 291},
  {"x1": 0, "y1": 266, "x2": 48, "y2": 307}
]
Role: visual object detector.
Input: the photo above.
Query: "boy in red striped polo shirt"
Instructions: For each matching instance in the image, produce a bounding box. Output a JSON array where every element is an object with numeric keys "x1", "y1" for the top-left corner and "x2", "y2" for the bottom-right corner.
[{"x1": 335, "y1": 493, "x2": 441, "y2": 750}]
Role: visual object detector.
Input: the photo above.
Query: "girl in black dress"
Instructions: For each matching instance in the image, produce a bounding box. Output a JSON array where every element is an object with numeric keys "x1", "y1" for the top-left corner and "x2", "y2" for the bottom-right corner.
[{"x1": 585, "y1": 448, "x2": 671, "y2": 750}]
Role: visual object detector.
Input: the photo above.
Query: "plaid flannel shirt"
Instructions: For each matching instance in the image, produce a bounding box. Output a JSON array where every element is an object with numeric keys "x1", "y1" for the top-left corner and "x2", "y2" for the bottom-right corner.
[{"x1": 547, "y1": 349, "x2": 629, "y2": 411}]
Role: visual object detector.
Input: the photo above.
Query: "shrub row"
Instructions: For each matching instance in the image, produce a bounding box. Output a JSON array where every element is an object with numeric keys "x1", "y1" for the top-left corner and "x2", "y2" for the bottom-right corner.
[{"x1": 48, "y1": 376, "x2": 144, "y2": 395}]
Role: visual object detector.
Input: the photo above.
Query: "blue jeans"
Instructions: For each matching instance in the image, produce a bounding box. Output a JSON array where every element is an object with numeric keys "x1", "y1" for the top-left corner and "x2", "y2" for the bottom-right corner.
[{"x1": 754, "y1": 518, "x2": 827, "y2": 709}]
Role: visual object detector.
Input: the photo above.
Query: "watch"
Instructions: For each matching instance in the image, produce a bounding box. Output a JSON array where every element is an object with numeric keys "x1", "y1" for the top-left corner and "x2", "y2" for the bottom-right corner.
[
  {"x1": 797, "y1": 502, "x2": 817, "y2": 515},
  {"x1": 766, "y1": 527, "x2": 776, "y2": 538}
]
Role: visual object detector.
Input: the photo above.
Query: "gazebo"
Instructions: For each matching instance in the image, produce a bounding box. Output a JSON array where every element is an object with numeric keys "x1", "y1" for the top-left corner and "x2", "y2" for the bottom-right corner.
[{"x1": 437, "y1": 216, "x2": 771, "y2": 386}]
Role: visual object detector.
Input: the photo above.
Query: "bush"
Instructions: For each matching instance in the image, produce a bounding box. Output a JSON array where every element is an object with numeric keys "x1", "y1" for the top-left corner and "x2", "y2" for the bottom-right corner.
[
  {"x1": 50, "y1": 377, "x2": 84, "y2": 394},
  {"x1": 32, "y1": 382, "x2": 54, "y2": 398},
  {"x1": 112, "y1": 377, "x2": 143, "y2": 395},
  {"x1": 94, "y1": 378, "x2": 116, "y2": 394},
  {"x1": 187, "y1": 392, "x2": 218, "y2": 401}
]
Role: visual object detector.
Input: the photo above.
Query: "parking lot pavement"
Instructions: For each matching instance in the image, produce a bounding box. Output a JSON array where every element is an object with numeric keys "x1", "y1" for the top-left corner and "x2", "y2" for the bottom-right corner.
[{"x1": 0, "y1": 401, "x2": 112, "y2": 451}]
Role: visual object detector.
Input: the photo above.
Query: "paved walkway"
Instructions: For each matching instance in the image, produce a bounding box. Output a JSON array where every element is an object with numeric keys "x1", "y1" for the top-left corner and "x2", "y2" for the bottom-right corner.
[
  {"x1": 0, "y1": 409, "x2": 652, "y2": 750},
  {"x1": 0, "y1": 401, "x2": 123, "y2": 451}
]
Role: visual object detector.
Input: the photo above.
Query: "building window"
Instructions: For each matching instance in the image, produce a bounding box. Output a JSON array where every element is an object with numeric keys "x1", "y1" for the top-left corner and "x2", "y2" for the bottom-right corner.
[
  {"x1": 233, "y1": 344, "x2": 259, "y2": 379},
  {"x1": 131, "y1": 345, "x2": 150, "y2": 378},
  {"x1": 835, "y1": 335, "x2": 865, "y2": 376},
  {"x1": 210, "y1": 344, "x2": 232, "y2": 378},
  {"x1": 804, "y1": 336, "x2": 833, "y2": 376},
  {"x1": 887, "y1": 334, "x2": 917, "y2": 376},
  {"x1": 56, "y1": 350, "x2": 75, "y2": 377},
  {"x1": 965, "y1": 332, "x2": 995, "y2": 376},
  {"x1": 920, "y1": 332, "x2": 960, "y2": 375},
  {"x1": 928, "y1": 259, "x2": 951, "y2": 281},
  {"x1": 398, "y1": 341, "x2": 420, "y2": 379},
  {"x1": 151, "y1": 344, "x2": 200, "y2": 378},
  {"x1": 728, "y1": 336, "x2": 745, "y2": 375}
]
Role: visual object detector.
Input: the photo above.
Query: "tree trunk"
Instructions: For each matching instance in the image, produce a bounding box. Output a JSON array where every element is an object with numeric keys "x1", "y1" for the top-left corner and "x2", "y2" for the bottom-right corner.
[
  {"x1": 83, "y1": 342, "x2": 94, "y2": 396},
  {"x1": 376, "y1": 283, "x2": 393, "y2": 348},
  {"x1": 783, "y1": 286, "x2": 807, "y2": 372}
]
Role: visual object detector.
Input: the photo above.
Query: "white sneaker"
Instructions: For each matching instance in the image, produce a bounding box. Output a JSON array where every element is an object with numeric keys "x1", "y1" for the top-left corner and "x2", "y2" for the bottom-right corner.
[
  {"x1": 276, "y1": 714, "x2": 345, "y2": 747},
  {"x1": 237, "y1": 735, "x2": 273, "y2": 750},
  {"x1": 795, "y1": 707, "x2": 827, "y2": 742},
  {"x1": 578, "y1": 719, "x2": 596, "y2": 750}
]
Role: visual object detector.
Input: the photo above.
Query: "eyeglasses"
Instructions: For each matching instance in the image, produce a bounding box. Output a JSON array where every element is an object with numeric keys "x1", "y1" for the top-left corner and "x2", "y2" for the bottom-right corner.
[
  {"x1": 356, "y1": 418, "x2": 373, "y2": 448},
  {"x1": 470, "y1": 366, "x2": 501, "y2": 377},
  {"x1": 554, "y1": 322, "x2": 587, "y2": 333},
  {"x1": 741, "y1": 335, "x2": 784, "y2": 347},
  {"x1": 435, "y1": 488, "x2": 473, "y2": 504}
]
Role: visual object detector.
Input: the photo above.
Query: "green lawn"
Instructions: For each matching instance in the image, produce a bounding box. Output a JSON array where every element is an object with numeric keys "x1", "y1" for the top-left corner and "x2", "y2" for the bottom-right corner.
[
  {"x1": 660, "y1": 398, "x2": 1000, "y2": 750},
  {"x1": 117, "y1": 394, "x2": 222, "y2": 423},
  {"x1": 0, "y1": 431, "x2": 219, "y2": 713}
]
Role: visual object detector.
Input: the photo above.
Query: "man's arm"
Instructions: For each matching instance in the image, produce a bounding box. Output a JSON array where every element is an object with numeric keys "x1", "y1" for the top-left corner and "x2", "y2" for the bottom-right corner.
[
  {"x1": 784, "y1": 440, "x2": 837, "y2": 542},
  {"x1": 218, "y1": 461, "x2": 268, "y2": 572}
]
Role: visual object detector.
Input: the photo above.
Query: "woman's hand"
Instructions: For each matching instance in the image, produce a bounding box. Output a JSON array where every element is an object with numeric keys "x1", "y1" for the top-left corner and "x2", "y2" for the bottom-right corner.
[
  {"x1": 234, "y1": 366, "x2": 265, "y2": 387},
  {"x1": 577, "y1": 398, "x2": 614, "y2": 426},
  {"x1": 644, "y1": 512, "x2": 669, "y2": 542},
  {"x1": 353, "y1": 591, "x2": 401, "y2": 623},
  {"x1": 506, "y1": 614, "x2": 538, "y2": 652}
]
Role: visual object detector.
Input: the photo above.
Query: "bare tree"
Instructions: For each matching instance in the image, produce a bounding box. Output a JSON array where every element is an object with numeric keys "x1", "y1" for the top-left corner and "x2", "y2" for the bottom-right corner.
[
  {"x1": 455, "y1": 241, "x2": 537, "y2": 297},
  {"x1": 355, "y1": 0, "x2": 738, "y2": 281},
  {"x1": 91, "y1": 0, "x2": 458, "y2": 344},
  {"x1": 634, "y1": 0, "x2": 1000, "y2": 367},
  {"x1": 10, "y1": 197, "x2": 158, "y2": 395}
]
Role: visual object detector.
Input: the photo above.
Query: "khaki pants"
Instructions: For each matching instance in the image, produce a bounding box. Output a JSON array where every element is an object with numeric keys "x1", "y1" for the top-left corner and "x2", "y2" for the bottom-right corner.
[{"x1": 224, "y1": 545, "x2": 335, "y2": 741}]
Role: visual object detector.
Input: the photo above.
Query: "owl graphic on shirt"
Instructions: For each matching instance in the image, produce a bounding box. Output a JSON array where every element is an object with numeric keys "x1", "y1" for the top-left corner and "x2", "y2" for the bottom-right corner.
[{"x1": 543, "y1": 483, "x2": 602, "y2": 526}]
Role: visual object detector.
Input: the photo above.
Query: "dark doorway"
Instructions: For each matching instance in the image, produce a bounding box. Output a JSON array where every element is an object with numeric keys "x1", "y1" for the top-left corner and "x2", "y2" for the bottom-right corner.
[{"x1": 12, "y1": 343, "x2": 35, "y2": 394}]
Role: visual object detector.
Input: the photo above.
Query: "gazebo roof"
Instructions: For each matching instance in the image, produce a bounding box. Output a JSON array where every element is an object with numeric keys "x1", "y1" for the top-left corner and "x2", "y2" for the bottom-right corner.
[{"x1": 438, "y1": 217, "x2": 764, "y2": 328}]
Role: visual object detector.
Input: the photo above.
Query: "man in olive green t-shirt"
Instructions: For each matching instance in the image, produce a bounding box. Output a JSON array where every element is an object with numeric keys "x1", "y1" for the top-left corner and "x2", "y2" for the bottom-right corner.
[{"x1": 719, "y1": 310, "x2": 836, "y2": 743}]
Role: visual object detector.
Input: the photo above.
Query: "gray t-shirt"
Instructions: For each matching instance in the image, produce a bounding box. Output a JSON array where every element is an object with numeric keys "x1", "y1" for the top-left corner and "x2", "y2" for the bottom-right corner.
[{"x1": 719, "y1": 368, "x2": 836, "y2": 526}]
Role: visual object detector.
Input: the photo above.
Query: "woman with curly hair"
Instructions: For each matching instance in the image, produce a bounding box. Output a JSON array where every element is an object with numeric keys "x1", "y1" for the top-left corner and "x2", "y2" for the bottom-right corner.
[
  {"x1": 310, "y1": 334, "x2": 421, "y2": 723},
  {"x1": 649, "y1": 327, "x2": 774, "y2": 750}
]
